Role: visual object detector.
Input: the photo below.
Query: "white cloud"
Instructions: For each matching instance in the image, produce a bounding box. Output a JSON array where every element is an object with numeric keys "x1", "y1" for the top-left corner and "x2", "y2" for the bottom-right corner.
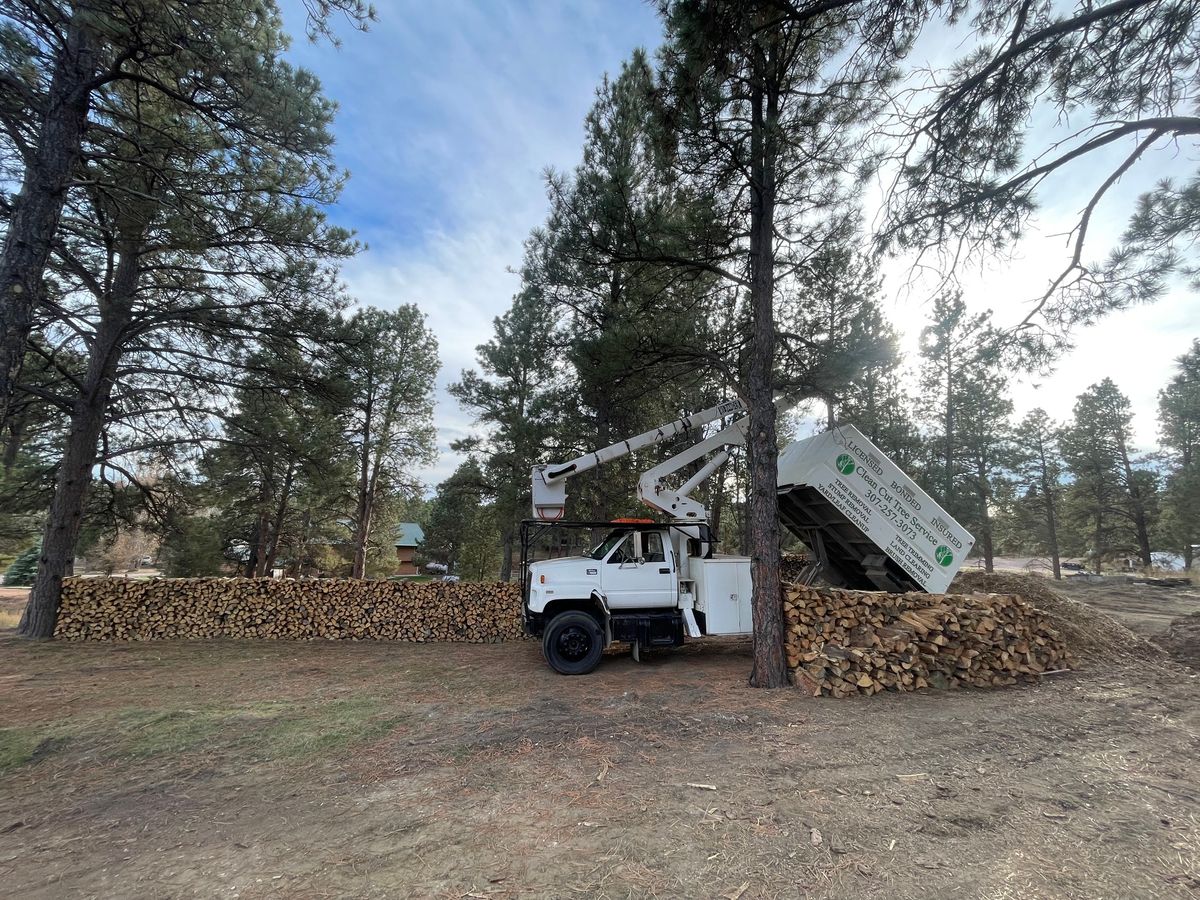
[
  {"x1": 298, "y1": 1, "x2": 663, "y2": 488},
  {"x1": 341, "y1": 226, "x2": 523, "y2": 486}
]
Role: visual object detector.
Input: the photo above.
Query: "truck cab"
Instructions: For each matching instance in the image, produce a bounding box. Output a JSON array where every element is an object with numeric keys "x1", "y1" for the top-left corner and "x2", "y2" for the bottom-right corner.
[{"x1": 522, "y1": 521, "x2": 754, "y2": 674}]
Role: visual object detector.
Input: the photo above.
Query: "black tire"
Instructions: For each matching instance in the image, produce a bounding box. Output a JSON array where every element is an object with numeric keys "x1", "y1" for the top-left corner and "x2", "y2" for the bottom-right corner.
[{"x1": 542, "y1": 610, "x2": 605, "y2": 675}]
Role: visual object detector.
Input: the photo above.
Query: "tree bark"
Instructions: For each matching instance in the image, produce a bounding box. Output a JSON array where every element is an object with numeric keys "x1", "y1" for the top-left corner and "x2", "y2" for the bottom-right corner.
[
  {"x1": 351, "y1": 480, "x2": 373, "y2": 578},
  {"x1": 943, "y1": 347, "x2": 954, "y2": 506},
  {"x1": 244, "y1": 513, "x2": 264, "y2": 578},
  {"x1": 260, "y1": 461, "x2": 295, "y2": 575},
  {"x1": 2, "y1": 410, "x2": 27, "y2": 475},
  {"x1": 1038, "y1": 442, "x2": 1062, "y2": 579},
  {"x1": 352, "y1": 372, "x2": 375, "y2": 579},
  {"x1": 249, "y1": 474, "x2": 272, "y2": 577},
  {"x1": 18, "y1": 307, "x2": 127, "y2": 639},
  {"x1": 0, "y1": 10, "x2": 99, "y2": 427},
  {"x1": 499, "y1": 521, "x2": 514, "y2": 582},
  {"x1": 1117, "y1": 439, "x2": 1153, "y2": 568},
  {"x1": 295, "y1": 507, "x2": 313, "y2": 577},
  {"x1": 746, "y1": 50, "x2": 787, "y2": 689},
  {"x1": 711, "y1": 456, "x2": 728, "y2": 548},
  {"x1": 976, "y1": 480, "x2": 994, "y2": 573}
]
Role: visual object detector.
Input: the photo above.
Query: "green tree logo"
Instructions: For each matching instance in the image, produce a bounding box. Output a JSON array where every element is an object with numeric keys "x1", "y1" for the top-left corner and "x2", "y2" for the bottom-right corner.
[
  {"x1": 835, "y1": 453, "x2": 856, "y2": 475},
  {"x1": 935, "y1": 545, "x2": 954, "y2": 567}
]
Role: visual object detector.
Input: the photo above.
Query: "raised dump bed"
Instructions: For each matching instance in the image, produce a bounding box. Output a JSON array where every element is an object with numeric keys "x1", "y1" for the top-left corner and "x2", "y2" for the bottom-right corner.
[{"x1": 776, "y1": 425, "x2": 975, "y2": 594}]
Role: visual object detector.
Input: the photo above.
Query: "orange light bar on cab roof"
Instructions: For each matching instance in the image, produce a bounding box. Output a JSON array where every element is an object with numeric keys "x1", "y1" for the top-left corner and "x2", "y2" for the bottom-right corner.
[{"x1": 611, "y1": 517, "x2": 654, "y2": 524}]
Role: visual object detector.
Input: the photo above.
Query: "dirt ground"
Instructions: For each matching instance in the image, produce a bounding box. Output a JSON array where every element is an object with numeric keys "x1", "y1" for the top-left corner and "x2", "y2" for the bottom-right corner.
[
  {"x1": 0, "y1": 579, "x2": 1198, "y2": 899},
  {"x1": 1051, "y1": 578, "x2": 1200, "y2": 639}
]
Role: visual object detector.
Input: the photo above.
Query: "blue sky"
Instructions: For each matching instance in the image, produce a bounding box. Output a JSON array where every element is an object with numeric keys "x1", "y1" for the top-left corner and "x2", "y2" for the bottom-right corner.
[
  {"x1": 280, "y1": 1, "x2": 663, "y2": 483},
  {"x1": 280, "y1": 1, "x2": 1199, "y2": 487}
]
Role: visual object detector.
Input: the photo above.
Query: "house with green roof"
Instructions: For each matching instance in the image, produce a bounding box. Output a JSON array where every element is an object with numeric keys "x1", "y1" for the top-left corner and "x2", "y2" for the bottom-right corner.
[{"x1": 395, "y1": 523, "x2": 425, "y2": 575}]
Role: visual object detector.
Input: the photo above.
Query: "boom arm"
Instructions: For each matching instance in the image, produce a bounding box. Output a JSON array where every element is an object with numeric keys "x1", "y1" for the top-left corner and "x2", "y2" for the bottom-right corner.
[
  {"x1": 638, "y1": 396, "x2": 796, "y2": 520},
  {"x1": 531, "y1": 396, "x2": 794, "y2": 522},
  {"x1": 532, "y1": 398, "x2": 745, "y2": 520}
]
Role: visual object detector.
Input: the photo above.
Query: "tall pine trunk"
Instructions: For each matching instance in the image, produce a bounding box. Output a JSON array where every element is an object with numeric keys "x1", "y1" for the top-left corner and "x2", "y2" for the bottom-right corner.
[
  {"x1": 1039, "y1": 448, "x2": 1061, "y2": 579},
  {"x1": 249, "y1": 477, "x2": 272, "y2": 577},
  {"x1": 975, "y1": 462, "x2": 994, "y2": 572},
  {"x1": 352, "y1": 377, "x2": 375, "y2": 579},
  {"x1": 244, "y1": 515, "x2": 264, "y2": 578},
  {"x1": 746, "y1": 57, "x2": 786, "y2": 689},
  {"x1": 499, "y1": 522, "x2": 514, "y2": 582},
  {"x1": 261, "y1": 462, "x2": 295, "y2": 575},
  {"x1": 352, "y1": 488, "x2": 373, "y2": 578},
  {"x1": 943, "y1": 350, "x2": 954, "y2": 506},
  {"x1": 1117, "y1": 440, "x2": 1152, "y2": 568},
  {"x1": 3, "y1": 413, "x2": 27, "y2": 475},
  {"x1": 0, "y1": 11, "x2": 98, "y2": 425},
  {"x1": 18, "y1": 308, "x2": 127, "y2": 638},
  {"x1": 977, "y1": 499, "x2": 994, "y2": 572}
]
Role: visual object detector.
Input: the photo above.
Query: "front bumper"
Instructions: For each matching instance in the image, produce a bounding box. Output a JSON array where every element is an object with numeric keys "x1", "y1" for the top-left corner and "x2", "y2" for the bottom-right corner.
[{"x1": 523, "y1": 607, "x2": 545, "y2": 638}]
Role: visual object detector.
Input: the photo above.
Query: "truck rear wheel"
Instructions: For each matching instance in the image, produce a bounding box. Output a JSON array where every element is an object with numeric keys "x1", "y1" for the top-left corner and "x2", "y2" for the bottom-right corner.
[{"x1": 542, "y1": 611, "x2": 605, "y2": 675}]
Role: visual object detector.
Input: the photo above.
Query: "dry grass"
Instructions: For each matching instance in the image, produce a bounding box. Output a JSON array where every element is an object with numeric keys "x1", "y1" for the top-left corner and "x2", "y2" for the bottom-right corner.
[{"x1": 0, "y1": 609, "x2": 21, "y2": 629}]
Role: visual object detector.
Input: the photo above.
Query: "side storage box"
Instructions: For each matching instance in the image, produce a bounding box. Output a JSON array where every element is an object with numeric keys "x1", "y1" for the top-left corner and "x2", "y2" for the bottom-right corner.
[{"x1": 693, "y1": 556, "x2": 752, "y2": 635}]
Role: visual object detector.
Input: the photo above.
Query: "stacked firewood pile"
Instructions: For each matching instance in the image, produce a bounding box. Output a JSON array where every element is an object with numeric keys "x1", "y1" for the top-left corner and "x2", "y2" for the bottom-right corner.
[
  {"x1": 55, "y1": 578, "x2": 525, "y2": 642},
  {"x1": 779, "y1": 553, "x2": 814, "y2": 584},
  {"x1": 784, "y1": 583, "x2": 1072, "y2": 696}
]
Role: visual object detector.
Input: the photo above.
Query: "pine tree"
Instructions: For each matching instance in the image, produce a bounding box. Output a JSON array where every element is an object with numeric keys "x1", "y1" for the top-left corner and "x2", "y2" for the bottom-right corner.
[
  {"x1": 203, "y1": 346, "x2": 350, "y2": 578},
  {"x1": 881, "y1": 0, "x2": 1200, "y2": 347},
  {"x1": 16, "y1": 11, "x2": 358, "y2": 638},
  {"x1": 1158, "y1": 340, "x2": 1200, "y2": 568},
  {"x1": 781, "y1": 238, "x2": 900, "y2": 430},
  {"x1": 450, "y1": 287, "x2": 562, "y2": 581},
  {"x1": 650, "y1": 1, "x2": 887, "y2": 687},
  {"x1": 423, "y1": 460, "x2": 490, "y2": 577},
  {"x1": 955, "y1": 368, "x2": 1014, "y2": 572},
  {"x1": 1011, "y1": 409, "x2": 1066, "y2": 578},
  {"x1": 3, "y1": 543, "x2": 40, "y2": 586},
  {"x1": 0, "y1": 0, "x2": 374, "y2": 426},
  {"x1": 1061, "y1": 380, "x2": 1155, "y2": 572},
  {"x1": 918, "y1": 296, "x2": 996, "y2": 472},
  {"x1": 336, "y1": 306, "x2": 439, "y2": 579},
  {"x1": 528, "y1": 50, "x2": 717, "y2": 521}
]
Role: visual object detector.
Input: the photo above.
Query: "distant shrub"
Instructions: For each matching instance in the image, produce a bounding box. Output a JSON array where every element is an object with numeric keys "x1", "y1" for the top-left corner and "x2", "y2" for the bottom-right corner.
[{"x1": 3, "y1": 544, "x2": 40, "y2": 586}]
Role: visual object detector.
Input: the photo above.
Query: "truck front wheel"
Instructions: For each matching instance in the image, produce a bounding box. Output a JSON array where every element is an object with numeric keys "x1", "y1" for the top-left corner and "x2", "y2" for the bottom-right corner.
[{"x1": 542, "y1": 611, "x2": 605, "y2": 675}]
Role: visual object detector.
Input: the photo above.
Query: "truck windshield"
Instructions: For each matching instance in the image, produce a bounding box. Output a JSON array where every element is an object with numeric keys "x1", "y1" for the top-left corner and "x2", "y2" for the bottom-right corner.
[{"x1": 589, "y1": 530, "x2": 629, "y2": 560}]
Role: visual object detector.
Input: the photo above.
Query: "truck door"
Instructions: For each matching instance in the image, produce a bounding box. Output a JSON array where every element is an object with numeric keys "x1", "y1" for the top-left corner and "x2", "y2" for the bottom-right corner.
[{"x1": 603, "y1": 531, "x2": 676, "y2": 609}]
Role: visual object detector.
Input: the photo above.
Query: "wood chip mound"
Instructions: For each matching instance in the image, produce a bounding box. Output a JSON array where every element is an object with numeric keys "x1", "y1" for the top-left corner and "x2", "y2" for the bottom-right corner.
[
  {"x1": 56, "y1": 577, "x2": 525, "y2": 642},
  {"x1": 784, "y1": 582, "x2": 1073, "y2": 697},
  {"x1": 951, "y1": 571, "x2": 1169, "y2": 669}
]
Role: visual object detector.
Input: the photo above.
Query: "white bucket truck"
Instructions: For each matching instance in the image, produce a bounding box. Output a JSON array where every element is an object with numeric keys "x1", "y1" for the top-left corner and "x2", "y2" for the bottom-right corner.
[{"x1": 522, "y1": 401, "x2": 974, "y2": 674}]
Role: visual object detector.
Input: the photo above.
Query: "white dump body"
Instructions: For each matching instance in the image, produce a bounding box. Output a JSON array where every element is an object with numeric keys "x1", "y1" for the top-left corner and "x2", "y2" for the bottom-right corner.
[{"x1": 776, "y1": 425, "x2": 975, "y2": 593}]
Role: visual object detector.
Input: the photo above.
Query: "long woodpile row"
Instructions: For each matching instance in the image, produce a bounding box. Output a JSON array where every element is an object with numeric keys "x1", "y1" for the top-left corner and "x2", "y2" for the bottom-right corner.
[
  {"x1": 55, "y1": 577, "x2": 525, "y2": 642},
  {"x1": 784, "y1": 583, "x2": 1072, "y2": 696}
]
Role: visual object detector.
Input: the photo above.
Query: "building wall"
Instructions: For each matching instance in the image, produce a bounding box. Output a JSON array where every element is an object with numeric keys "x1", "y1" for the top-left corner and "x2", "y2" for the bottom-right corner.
[{"x1": 396, "y1": 546, "x2": 418, "y2": 576}]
